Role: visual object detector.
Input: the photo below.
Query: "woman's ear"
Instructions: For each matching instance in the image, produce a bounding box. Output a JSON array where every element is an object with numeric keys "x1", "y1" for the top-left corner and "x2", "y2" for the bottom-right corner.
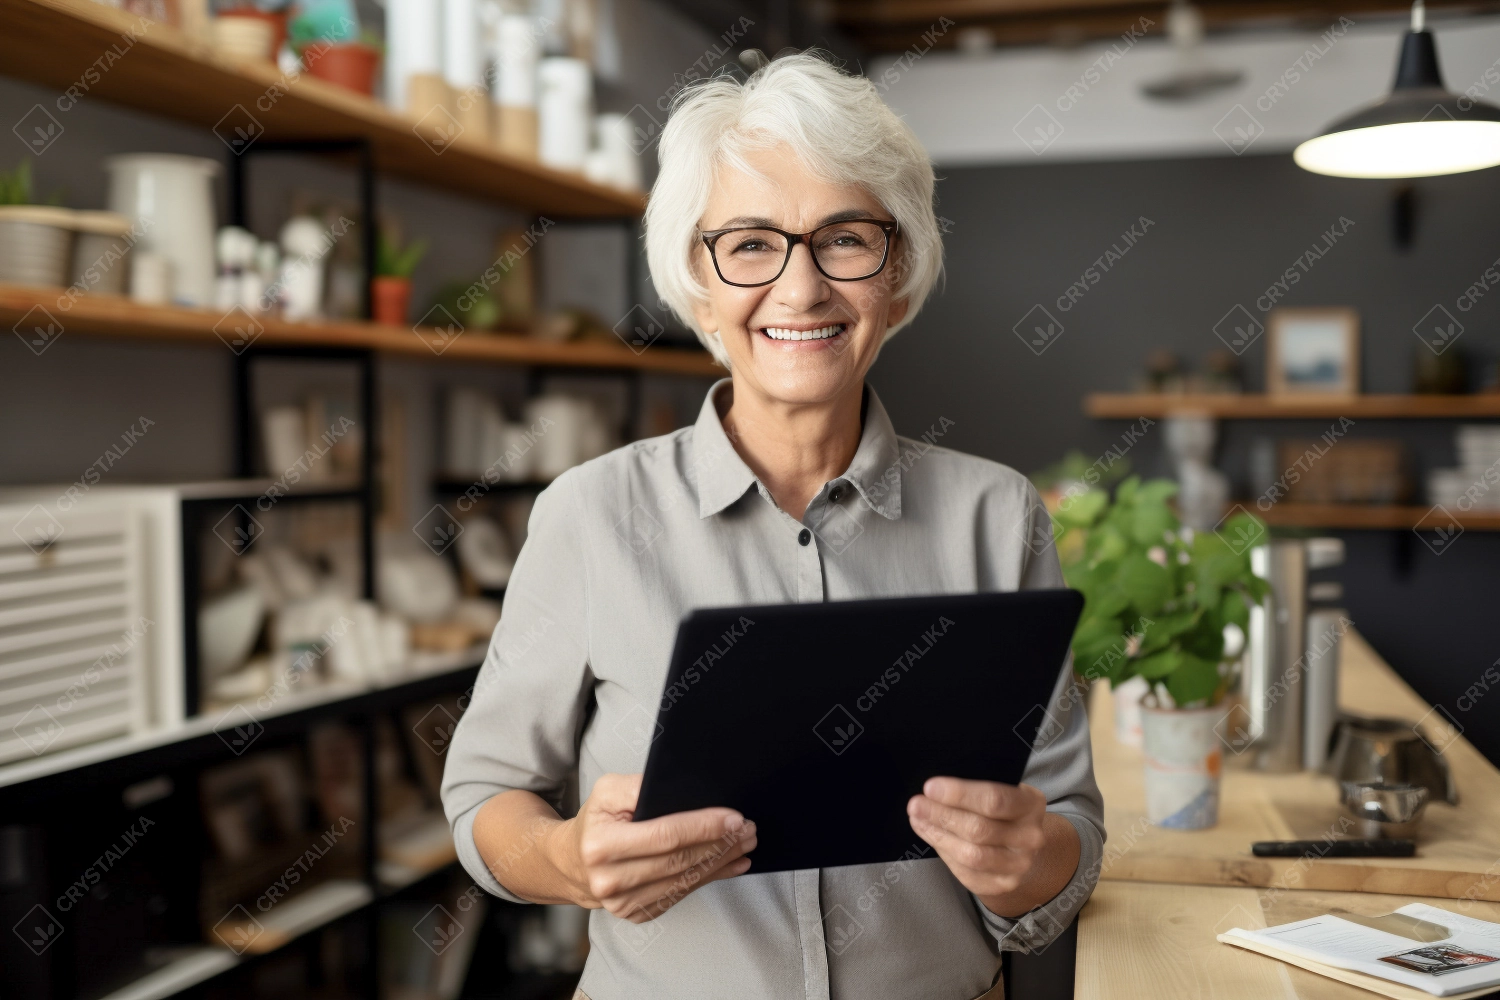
[{"x1": 886, "y1": 296, "x2": 910, "y2": 329}]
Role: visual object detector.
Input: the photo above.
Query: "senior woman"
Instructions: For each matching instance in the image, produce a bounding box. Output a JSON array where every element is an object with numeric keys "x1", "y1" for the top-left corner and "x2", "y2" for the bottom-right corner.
[{"x1": 442, "y1": 52, "x2": 1103, "y2": 1000}]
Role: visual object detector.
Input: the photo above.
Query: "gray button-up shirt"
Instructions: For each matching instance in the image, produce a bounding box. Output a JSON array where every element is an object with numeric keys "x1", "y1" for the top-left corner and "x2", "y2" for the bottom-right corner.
[{"x1": 442, "y1": 380, "x2": 1104, "y2": 1000}]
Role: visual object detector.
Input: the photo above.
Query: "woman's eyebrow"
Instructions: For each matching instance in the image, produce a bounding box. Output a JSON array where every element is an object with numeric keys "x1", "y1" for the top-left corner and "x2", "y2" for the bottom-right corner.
[{"x1": 712, "y1": 209, "x2": 877, "y2": 229}]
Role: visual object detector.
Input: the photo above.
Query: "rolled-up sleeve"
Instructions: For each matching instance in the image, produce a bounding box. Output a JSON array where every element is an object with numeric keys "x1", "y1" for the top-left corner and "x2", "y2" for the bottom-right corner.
[
  {"x1": 441, "y1": 470, "x2": 593, "y2": 903},
  {"x1": 976, "y1": 488, "x2": 1105, "y2": 952}
]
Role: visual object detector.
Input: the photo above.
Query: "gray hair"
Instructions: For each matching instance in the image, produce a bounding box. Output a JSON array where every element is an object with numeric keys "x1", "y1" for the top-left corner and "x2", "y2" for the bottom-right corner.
[{"x1": 643, "y1": 51, "x2": 943, "y2": 368}]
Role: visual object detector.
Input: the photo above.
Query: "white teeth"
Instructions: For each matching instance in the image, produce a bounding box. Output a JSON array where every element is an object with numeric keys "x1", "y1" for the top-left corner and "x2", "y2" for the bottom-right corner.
[{"x1": 761, "y1": 324, "x2": 845, "y2": 341}]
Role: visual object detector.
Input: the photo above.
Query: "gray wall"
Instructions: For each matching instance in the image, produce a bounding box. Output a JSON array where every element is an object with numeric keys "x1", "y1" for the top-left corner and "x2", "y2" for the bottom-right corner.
[{"x1": 870, "y1": 153, "x2": 1500, "y2": 765}]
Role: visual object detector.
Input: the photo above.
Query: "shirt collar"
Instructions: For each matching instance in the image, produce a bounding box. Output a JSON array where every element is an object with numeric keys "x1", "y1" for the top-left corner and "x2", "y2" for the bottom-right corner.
[{"x1": 691, "y1": 378, "x2": 904, "y2": 521}]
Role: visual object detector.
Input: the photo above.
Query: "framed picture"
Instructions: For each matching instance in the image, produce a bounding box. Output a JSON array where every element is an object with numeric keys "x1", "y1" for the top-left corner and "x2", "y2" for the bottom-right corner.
[{"x1": 1267, "y1": 308, "x2": 1360, "y2": 397}]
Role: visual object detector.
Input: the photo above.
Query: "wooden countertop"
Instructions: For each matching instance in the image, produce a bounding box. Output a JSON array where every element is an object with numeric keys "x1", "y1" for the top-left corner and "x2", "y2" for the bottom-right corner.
[
  {"x1": 1076, "y1": 881, "x2": 1500, "y2": 1000},
  {"x1": 1088, "y1": 628, "x2": 1500, "y2": 902}
]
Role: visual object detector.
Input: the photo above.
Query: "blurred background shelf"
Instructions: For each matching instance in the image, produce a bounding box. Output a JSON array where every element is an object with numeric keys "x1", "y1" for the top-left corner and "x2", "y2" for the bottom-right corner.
[
  {"x1": 1248, "y1": 502, "x2": 1500, "y2": 531},
  {"x1": 1, "y1": 285, "x2": 720, "y2": 375},
  {"x1": 1085, "y1": 393, "x2": 1500, "y2": 420},
  {"x1": 0, "y1": 0, "x2": 645, "y2": 217}
]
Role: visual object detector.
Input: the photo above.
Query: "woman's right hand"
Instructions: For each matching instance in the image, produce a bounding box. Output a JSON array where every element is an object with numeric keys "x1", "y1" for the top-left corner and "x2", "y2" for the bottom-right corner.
[{"x1": 546, "y1": 773, "x2": 756, "y2": 922}]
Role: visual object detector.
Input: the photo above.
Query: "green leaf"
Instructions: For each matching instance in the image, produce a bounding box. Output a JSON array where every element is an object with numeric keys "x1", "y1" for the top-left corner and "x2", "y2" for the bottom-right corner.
[
  {"x1": 1219, "y1": 588, "x2": 1251, "y2": 632},
  {"x1": 1138, "y1": 610, "x2": 1198, "y2": 655},
  {"x1": 1115, "y1": 476, "x2": 1140, "y2": 506},
  {"x1": 1133, "y1": 648, "x2": 1183, "y2": 679},
  {"x1": 1165, "y1": 654, "x2": 1221, "y2": 706},
  {"x1": 1131, "y1": 500, "x2": 1177, "y2": 547},
  {"x1": 1138, "y1": 479, "x2": 1181, "y2": 506},
  {"x1": 1116, "y1": 555, "x2": 1170, "y2": 616},
  {"x1": 1053, "y1": 489, "x2": 1108, "y2": 529},
  {"x1": 1180, "y1": 621, "x2": 1225, "y2": 663}
]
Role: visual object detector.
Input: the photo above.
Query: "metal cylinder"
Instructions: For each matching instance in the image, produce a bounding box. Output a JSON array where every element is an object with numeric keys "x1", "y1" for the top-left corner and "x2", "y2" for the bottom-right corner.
[{"x1": 1244, "y1": 540, "x2": 1307, "y2": 772}]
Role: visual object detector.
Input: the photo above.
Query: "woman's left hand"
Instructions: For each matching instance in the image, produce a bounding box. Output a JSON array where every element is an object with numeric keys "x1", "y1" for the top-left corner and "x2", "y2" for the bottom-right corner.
[{"x1": 907, "y1": 776, "x2": 1055, "y2": 910}]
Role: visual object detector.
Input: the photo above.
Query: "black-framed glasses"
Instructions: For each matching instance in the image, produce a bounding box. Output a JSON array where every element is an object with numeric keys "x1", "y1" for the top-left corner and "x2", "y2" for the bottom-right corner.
[{"x1": 699, "y1": 219, "x2": 899, "y2": 287}]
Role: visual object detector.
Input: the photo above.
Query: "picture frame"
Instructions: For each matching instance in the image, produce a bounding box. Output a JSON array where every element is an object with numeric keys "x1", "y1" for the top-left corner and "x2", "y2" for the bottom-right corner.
[{"x1": 1266, "y1": 307, "x2": 1360, "y2": 398}]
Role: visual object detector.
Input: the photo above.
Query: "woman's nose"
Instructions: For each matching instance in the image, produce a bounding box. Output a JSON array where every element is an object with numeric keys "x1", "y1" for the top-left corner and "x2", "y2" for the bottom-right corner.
[{"x1": 772, "y1": 242, "x2": 831, "y2": 311}]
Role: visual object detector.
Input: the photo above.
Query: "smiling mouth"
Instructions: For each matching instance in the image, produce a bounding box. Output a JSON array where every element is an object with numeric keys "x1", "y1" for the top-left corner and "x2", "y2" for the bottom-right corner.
[{"x1": 760, "y1": 323, "x2": 847, "y2": 342}]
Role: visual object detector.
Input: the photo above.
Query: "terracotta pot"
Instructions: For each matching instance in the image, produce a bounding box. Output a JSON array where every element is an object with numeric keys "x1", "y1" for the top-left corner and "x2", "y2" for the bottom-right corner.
[
  {"x1": 304, "y1": 42, "x2": 381, "y2": 96},
  {"x1": 371, "y1": 277, "x2": 412, "y2": 326}
]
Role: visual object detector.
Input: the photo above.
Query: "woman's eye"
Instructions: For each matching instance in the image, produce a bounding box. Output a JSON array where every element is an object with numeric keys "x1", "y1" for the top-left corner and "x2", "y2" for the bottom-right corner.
[{"x1": 732, "y1": 240, "x2": 772, "y2": 254}]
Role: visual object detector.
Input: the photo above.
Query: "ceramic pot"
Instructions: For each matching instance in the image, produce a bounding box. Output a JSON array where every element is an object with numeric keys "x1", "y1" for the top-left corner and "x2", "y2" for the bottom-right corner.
[
  {"x1": 211, "y1": 14, "x2": 276, "y2": 62},
  {"x1": 371, "y1": 276, "x2": 412, "y2": 326},
  {"x1": 106, "y1": 154, "x2": 219, "y2": 308},
  {"x1": 305, "y1": 42, "x2": 381, "y2": 95},
  {"x1": 68, "y1": 210, "x2": 135, "y2": 296},
  {"x1": 0, "y1": 206, "x2": 75, "y2": 288},
  {"x1": 1141, "y1": 701, "x2": 1222, "y2": 829}
]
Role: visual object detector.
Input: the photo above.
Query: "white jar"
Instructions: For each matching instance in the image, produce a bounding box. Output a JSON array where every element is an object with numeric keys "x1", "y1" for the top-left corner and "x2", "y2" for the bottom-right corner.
[
  {"x1": 105, "y1": 154, "x2": 219, "y2": 308},
  {"x1": 538, "y1": 57, "x2": 592, "y2": 170}
]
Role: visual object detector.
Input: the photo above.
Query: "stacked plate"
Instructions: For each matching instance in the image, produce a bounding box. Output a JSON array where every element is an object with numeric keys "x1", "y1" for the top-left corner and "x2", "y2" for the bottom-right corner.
[
  {"x1": 1427, "y1": 424, "x2": 1500, "y2": 510},
  {"x1": 0, "y1": 205, "x2": 75, "y2": 287}
]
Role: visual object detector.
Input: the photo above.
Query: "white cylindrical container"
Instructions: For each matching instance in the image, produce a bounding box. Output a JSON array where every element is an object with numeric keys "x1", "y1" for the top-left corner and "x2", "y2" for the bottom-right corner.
[
  {"x1": 105, "y1": 154, "x2": 219, "y2": 308},
  {"x1": 524, "y1": 394, "x2": 585, "y2": 480},
  {"x1": 1141, "y1": 702, "x2": 1223, "y2": 829},
  {"x1": 385, "y1": 0, "x2": 442, "y2": 112},
  {"x1": 129, "y1": 251, "x2": 172, "y2": 305},
  {"x1": 537, "y1": 57, "x2": 591, "y2": 170},
  {"x1": 443, "y1": 0, "x2": 483, "y2": 91},
  {"x1": 494, "y1": 15, "x2": 539, "y2": 107},
  {"x1": 1112, "y1": 674, "x2": 1148, "y2": 747},
  {"x1": 594, "y1": 112, "x2": 643, "y2": 190}
]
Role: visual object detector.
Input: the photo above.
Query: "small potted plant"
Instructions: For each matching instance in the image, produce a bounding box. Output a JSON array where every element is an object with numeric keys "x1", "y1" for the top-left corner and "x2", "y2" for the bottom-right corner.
[
  {"x1": 0, "y1": 159, "x2": 75, "y2": 288},
  {"x1": 1052, "y1": 476, "x2": 1268, "y2": 830},
  {"x1": 372, "y1": 230, "x2": 428, "y2": 326}
]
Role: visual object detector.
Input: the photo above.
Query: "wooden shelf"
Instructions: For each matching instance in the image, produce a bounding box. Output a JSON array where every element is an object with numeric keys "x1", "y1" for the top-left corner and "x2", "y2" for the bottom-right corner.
[
  {"x1": 1085, "y1": 392, "x2": 1500, "y2": 420},
  {"x1": 0, "y1": 0, "x2": 645, "y2": 218},
  {"x1": 3, "y1": 285, "x2": 721, "y2": 376},
  {"x1": 1242, "y1": 502, "x2": 1500, "y2": 531}
]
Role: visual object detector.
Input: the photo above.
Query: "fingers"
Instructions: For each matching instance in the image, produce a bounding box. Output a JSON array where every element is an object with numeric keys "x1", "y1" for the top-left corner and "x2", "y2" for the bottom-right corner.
[
  {"x1": 598, "y1": 830, "x2": 757, "y2": 922},
  {"x1": 588, "y1": 773, "x2": 643, "y2": 817},
  {"x1": 908, "y1": 813, "x2": 1031, "y2": 877},
  {"x1": 920, "y1": 778, "x2": 1045, "y2": 821},
  {"x1": 589, "y1": 822, "x2": 757, "y2": 897},
  {"x1": 582, "y1": 806, "x2": 747, "y2": 866}
]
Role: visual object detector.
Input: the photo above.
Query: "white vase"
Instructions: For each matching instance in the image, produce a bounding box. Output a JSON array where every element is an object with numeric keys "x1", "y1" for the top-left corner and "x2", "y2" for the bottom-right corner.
[
  {"x1": 538, "y1": 57, "x2": 592, "y2": 170},
  {"x1": 1141, "y1": 702, "x2": 1222, "y2": 829},
  {"x1": 105, "y1": 154, "x2": 219, "y2": 308}
]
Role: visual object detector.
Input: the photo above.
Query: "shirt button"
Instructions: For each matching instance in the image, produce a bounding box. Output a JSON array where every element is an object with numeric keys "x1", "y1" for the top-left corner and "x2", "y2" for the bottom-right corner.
[
  {"x1": 829, "y1": 486, "x2": 844, "y2": 503},
  {"x1": 798, "y1": 528, "x2": 812, "y2": 546}
]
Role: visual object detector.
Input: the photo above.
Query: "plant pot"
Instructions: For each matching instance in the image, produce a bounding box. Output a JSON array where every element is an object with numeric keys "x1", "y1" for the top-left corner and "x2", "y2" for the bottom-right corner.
[
  {"x1": 0, "y1": 205, "x2": 75, "y2": 288},
  {"x1": 371, "y1": 276, "x2": 412, "y2": 326},
  {"x1": 210, "y1": 13, "x2": 278, "y2": 63},
  {"x1": 68, "y1": 211, "x2": 135, "y2": 296},
  {"x1": 1141, "y1": 701, "x2": 1223, "y2": 829},
  {"x1": 304, "y1": 43, "x2": 381, "y2": 96}
]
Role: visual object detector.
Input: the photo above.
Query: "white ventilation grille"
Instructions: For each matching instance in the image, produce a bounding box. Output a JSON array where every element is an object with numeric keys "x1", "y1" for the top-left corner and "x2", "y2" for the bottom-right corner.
[{"x1": 0, "y1": 503, "x2": 146, "y2": 766}]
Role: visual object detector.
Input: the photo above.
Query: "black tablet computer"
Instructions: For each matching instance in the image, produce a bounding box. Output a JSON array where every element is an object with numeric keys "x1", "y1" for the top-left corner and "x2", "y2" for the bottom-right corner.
[{"x1": 633, "y1": 589, "x2": 1084, "y2": 873}]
